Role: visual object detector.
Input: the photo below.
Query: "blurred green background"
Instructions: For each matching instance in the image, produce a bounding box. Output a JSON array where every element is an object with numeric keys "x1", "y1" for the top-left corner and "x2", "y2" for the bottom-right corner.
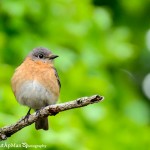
[{"x1": 0, "y1": 0, "x2": 150, "y2": 150}]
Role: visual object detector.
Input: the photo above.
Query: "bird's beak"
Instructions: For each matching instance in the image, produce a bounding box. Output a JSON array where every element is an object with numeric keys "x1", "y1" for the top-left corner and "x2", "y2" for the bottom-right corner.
[{"x1": 48, "y1": 54, "x2": 59, "y2": 60}]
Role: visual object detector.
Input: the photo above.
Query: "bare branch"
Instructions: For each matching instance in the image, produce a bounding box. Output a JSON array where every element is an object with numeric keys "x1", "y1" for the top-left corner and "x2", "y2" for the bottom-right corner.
[{"x1": 0, "y1": 95, "x2": 104, "y2": 141}]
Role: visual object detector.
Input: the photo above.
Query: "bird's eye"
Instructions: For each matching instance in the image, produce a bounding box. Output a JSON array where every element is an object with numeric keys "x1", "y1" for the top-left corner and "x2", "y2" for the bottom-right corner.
[{"x1": 38, "y1": 54, "x2": 44, "y2": 59}]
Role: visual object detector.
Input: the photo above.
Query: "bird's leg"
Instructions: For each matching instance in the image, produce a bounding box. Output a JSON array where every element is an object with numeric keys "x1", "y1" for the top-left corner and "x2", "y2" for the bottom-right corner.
[
  {"x1": 35, "y1": 109, "x2": 40, "y2": 116},
  {"x1": 26, "y1": 108, "x2": 31, "y2": 116},
  {"x1": 35, "y1": 107, "x2": 45, "y2": 116},
  {"x1": 23, "y1": 108, "x2": 31, "y2": 122}
]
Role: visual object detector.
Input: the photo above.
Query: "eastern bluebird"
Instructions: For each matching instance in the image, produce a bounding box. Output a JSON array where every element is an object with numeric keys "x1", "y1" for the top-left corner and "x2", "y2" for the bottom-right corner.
[{"x1": 11, "y1": 47, "x2": 61, "y2": 130}]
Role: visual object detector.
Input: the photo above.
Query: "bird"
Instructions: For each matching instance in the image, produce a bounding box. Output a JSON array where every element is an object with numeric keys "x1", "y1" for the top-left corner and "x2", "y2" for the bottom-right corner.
[{"x1": 11, "y1": 47, "x2": 61, "y2": 130}]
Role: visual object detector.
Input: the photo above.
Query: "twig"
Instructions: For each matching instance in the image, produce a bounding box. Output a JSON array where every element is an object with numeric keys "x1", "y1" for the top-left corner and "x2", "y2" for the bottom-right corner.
[{"x1": 0, "y1": 95, "x2": 104, "y2": 141}]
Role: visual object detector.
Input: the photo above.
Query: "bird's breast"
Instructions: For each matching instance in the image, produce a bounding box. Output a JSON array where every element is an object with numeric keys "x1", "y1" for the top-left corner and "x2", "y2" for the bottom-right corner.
[
  {"x1": 16, "y1": 80, "x2": 57, "y2": 109},
  {"x1": 11, "y1": 58, "x2": 60, "y2": 109}
]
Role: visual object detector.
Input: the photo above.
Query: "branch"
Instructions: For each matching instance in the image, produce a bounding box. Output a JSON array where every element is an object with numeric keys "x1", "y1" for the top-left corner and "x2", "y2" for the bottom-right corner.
[{"x1": 0, "y1": 95, "x2": 104, "y2": 141}]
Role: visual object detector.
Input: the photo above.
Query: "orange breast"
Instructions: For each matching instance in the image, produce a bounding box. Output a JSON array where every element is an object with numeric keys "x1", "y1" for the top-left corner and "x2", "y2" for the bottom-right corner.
[{"x1": 11, "y1": 57, "x2": 60, "y2": 100}]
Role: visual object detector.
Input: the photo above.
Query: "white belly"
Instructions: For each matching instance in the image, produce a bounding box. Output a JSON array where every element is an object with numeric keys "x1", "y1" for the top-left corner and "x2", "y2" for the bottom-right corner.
[{"x1": 16, "y1": 80, "x2": 57, "y2": 109}]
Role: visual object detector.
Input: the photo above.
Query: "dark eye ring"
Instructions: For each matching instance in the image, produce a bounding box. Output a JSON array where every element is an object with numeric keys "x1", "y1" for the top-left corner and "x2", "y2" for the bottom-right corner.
[{"x1": 38, "y1": 54, "x2": 43, "y2": 59}]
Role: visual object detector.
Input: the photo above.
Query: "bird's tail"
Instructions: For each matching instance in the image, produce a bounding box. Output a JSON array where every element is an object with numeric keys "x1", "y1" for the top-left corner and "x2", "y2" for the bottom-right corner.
[{"x1": 35, "y1": 117, "x2": 48, "y2": 130}]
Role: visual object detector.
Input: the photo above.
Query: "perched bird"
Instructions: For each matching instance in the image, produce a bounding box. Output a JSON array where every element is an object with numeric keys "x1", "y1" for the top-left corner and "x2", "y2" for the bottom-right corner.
[{"x1": 11, "y1": 47, "x2": 61, "y2": 130}]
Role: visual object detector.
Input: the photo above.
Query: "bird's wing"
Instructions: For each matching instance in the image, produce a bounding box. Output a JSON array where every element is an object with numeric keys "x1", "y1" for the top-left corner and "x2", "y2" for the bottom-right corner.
[{"x1": 53, "y1": 67, "x2": 61, "y2": 89}]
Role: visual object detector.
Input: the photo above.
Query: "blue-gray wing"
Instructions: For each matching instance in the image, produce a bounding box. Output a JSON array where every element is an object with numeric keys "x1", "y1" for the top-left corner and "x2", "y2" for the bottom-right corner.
[{"x1": 53, "y1": 67, "x2": 61, "y2": 89}]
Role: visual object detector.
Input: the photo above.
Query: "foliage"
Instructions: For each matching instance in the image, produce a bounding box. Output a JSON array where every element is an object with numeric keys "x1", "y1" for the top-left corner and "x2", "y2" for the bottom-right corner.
[{"x1": 0, "y1": 0, "x2": 150, "y2": 150}]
